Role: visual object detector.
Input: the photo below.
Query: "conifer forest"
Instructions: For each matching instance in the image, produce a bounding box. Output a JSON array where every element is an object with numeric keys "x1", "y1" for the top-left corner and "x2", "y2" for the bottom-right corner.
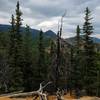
[{"x1": 0, "y1": 1, "x2": 100, "y2": 100}]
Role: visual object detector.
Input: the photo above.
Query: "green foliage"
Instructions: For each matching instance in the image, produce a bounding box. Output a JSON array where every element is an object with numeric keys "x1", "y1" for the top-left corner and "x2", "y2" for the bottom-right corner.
[
  {"x1": 8, "y1": 1, "x2": 23, "y2": 91},
  {"x1": 76, "y1": 25, "x2": 81, "y2": 48},
  {"x1": 36, "y1": 30, "x2": 47, "y2": 82},
  {"x1": 82, "y1": 7, "x2": 97, "y2": 95},
  {"x1": 0, "y1": 2, "x2": 100, "y2": 97},
  {"x1": 48, "y1": 40, "x2": 56, "y2": 82},
  {"x1": 22, "y1": 25, "x2": 34, "y2": 91},
  {"x1": 0, "y1": 32, "x2": 10, "y2": 93}
]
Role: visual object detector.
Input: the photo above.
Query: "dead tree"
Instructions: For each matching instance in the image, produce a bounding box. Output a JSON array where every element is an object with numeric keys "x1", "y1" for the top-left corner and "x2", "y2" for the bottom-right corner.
[
  {"x1": 33, "y1": 81, "x2": 52, "y2": 100},
  {"x1": 56, "y1": 88, "x2": 64, "y2": 100},
  {"x1": 3, "y1": 82, "x2": 52, "y2": 100},
  {"x1": 55, "y1": 12, "x2": 66, "y2": 90}
]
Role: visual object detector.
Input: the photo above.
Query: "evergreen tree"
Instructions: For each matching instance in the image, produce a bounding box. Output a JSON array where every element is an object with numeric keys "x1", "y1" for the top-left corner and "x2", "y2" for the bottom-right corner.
[
  {"x1": 8, "y1": 14, "x2": 15, "y2": 55},
  {"x1": 82, "y1": 7, "x2": 97, "y2": 95},
  {"x1": 8, "y1": 1, "x2": 23, "y2": 91},
  {"x1": 76, "y1": 25, "x2": 81, "y2": 49},
  {"x1": 34, "y1": 30, "x2": 47, "y2": 89},
  {"x1": 0, "y1": 32, "x2": 10, "y2": 93},
  {"x1": 68, "y1": 47, "x2": 75, "y2": 94},
  {"x1": 96, "y1": 52, "x2": 100, "y2": 96},
  {"x1": 22, "y1": 25, "x2": 34, "y2": 91},
  {"x1": 15, "y1": 1, "x2": 22, "y2": 36},
  {"x1": 74, "y1": 25, "x2": 82, "y2": 96},
  {"x1": 8, "y1": 14, "x2": 16, "y2": 91},
  {"x1": 50, "y1": 40, "x2": 56, "y2": 57},
  {"x1": 48, "y1": 40, "x2": 56, "y2": 80},
  {"x1": 66, "y1": 26, "x2": 81, "y2": 96}
]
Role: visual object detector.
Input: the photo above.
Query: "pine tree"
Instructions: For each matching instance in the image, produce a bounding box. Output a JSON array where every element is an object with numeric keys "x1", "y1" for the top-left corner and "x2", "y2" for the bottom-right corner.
[
  {"x1": 50, "y1": 40, "x2": 55, "y2": 57},
  {"x1": 82, "y1": 7, "x2": 97, "y2": 95},
  {"x1": 68, "y1": 47, "x2": 75, "y2": 95},
  {"x1": 8, "y1": 1, "x2": 23, "y2": 91},
  {"x1": 9, "y1": 14, "x2": 15, "y2": 54},
  {"x1": 48, "y1": 40, "x2": 56, "y2": 80},
  {"x1": 96, "y1": 52, "x2": 100, "y2": 96},
  {"x1": 34, "y1": 30, "x2": 47, "y2": 89},
  {"x1": 22, "y1": 25, "x2": 34, "y2": 91},
  {"x1": 76, "y1": 25, "x2": 81, "y2": 49},
  {"x1": 74, "y1": 25, "x2": 83, "y2": 96},
  {"x1": 8, "y1": 14, "x2": 16, "y2": 91},
  {"x1": 0, "y1": 32, "x2": 10, "y2": 93},
  {"x1": 15, "y1": 1, "x2": 22, "y2": 36},
  {"x1": 8, "y1": 14, "x2": 15, "y2": 58}
]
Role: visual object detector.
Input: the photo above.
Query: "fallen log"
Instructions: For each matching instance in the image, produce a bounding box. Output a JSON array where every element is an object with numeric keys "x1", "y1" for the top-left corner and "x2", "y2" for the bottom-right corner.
[
  {"x1": 0, "y1": 82, "x2": 51, "y2": 100},
  {"x1": 0, "y1": 91, "x2": 39, "y2": 98}
]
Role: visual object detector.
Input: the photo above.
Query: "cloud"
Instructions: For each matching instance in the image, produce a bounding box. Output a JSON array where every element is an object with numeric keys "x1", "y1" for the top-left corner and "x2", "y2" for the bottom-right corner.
[
  {"x1": 91, "y1": 34, "x2": 100, "y2": 38},
  {"x1": 0, "y1": 0, "x2": 100, "y2": 38}
]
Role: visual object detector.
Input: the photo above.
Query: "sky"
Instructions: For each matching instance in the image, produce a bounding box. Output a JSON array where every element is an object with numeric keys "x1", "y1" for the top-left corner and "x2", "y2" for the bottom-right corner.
[{"x1": 0, "y1": 0, "x2": 100, "y2": 38}]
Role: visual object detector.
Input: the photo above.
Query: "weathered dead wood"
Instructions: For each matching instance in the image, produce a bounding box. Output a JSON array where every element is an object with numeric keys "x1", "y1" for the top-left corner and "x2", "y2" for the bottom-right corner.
[{"x1": 0, "y1": 82, "x2": 51, "y2": 100}]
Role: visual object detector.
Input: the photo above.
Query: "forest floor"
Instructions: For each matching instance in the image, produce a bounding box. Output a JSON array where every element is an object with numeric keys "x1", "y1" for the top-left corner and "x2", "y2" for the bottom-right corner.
[{"x1": 0, "y1": 94, "x2": 100, "y2": 100}]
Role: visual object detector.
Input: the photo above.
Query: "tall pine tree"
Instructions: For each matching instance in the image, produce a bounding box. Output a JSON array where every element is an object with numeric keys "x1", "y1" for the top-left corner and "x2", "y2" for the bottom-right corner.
[
  {"x1": 76, "y1": 25, "x2": 81, "y2": 49},
  {"x1": 82, "y1": 7, "x2": 97, "y2": 95},
  {"x1": 34, "y1": 30, "x2": 47, "y2": 89},
  {"x1": 73, "y1": 25, "x2": 82, "y2": 96},
  {"x1": 22, "y1": 25, "x2": 34, "y2": 91},
  {"x1": 0, "y1": 32, "x2": 10, "y2": 93},
  {"x1": 8, "y1": 1, "x2": 23, "y2": 91}
]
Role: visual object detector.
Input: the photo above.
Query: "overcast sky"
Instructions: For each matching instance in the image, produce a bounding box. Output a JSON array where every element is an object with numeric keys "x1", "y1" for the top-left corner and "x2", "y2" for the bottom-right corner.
[{"x1": 0, "y1": 0, "x2": 100, "y2": 38}]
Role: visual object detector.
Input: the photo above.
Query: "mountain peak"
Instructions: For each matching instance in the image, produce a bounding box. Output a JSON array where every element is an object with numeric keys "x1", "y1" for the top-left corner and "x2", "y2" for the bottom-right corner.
[
  {"x1": 0, "y1": 24, "x2": 56, "y2": 38},
  {"x1": 45, "y1": 30, "x2": 56, "y2": 38}
]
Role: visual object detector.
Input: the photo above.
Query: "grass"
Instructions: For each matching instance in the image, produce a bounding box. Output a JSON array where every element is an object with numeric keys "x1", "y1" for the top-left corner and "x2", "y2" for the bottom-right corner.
[{"x1": 0, "y1": 94, "x2": 100, "y2": 100}]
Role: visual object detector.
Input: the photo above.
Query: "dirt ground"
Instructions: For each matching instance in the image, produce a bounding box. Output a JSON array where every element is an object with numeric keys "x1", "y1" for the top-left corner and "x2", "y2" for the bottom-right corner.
[{"x1": 0, "y1": 95, "x2": 100, "y2": 100}]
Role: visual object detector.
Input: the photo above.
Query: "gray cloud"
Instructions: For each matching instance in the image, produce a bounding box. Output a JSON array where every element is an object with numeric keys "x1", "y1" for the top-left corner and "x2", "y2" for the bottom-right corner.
[{"x1": 0, "y1": 0, "x2": 100, "y2": 38}]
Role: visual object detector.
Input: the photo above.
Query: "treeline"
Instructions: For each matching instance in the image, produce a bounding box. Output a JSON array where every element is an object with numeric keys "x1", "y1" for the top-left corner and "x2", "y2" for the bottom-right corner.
[
  {"x1": 0, "y1": 1, "x2": 100, "y2": 97},
  {"x1": 0, "y1": 1, "x2": 48, "y2": 92}
]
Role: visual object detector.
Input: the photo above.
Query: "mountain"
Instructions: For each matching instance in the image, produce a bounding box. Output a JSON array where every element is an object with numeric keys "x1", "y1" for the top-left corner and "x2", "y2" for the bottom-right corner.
[
  {"x1": 0, "y1": 24, "x2": 10, "y2": 32},
  {"x1": 65, "y1": 36, "x2": 100, "y2": 52},
  {"x1": 65, "y1": 36, "x2": 100, "y2": 44},
  {"x1": 45, "y1": 30, "x2": 56, "y2": 38},
  {"x1": 91, "y1": 37, "x2": 100, "y2": 43},
  {"x1": 1, "y1": 24, "x2": 99, "y2": 43},
  {"x1": 0, "y1": 24, "x2": 56, "y2": 38}
]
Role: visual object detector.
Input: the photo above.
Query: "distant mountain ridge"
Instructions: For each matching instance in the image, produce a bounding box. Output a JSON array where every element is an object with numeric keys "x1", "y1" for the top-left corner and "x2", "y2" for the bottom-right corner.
[
  {"x1": 65, "y1": 36, "x2": 100, "y2": 44},
  {"x1": 0, "y1": 24, "x2": 56, "y2": 38},
  {"x1": 90, "y1": 37, "x2": 100, "y2": 43},
  {"x1": 0, "y1": 24, "x2": 100, "y2": 43}
]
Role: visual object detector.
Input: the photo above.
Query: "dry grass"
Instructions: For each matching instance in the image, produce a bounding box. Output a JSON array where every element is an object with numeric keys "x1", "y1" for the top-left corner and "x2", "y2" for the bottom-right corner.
[
  {"x1": 0, "y1": 94, "x2": 75, "y2": 100},
  {"x1": 0, "y1": 97, "x2": 33, "y2": 100},
  {"x1": 79, "y1": 96, "x2": 100, "y2": 100},
  {"x1": 0, "y1": 97, "x2": 11, "y2": 100},
  {"x1": 0, "y1": 95, "x2": 100, "y2": 100}
]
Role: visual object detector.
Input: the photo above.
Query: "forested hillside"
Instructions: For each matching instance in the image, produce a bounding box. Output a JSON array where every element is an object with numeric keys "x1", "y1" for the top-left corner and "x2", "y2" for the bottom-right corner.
[{"x1": 0, "y1": 1, "x2": 100, "y2": 99}]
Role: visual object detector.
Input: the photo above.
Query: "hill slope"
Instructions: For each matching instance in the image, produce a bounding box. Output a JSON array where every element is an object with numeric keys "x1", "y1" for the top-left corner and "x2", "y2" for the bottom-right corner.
[
  {"x1": 65, "y1": 36, "x2": 100, "y2": 44},
  {"x1": 0, "y1": 24, "x2": 56, "y2": 39}
]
